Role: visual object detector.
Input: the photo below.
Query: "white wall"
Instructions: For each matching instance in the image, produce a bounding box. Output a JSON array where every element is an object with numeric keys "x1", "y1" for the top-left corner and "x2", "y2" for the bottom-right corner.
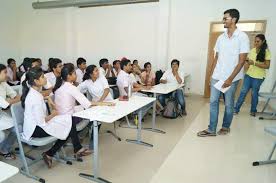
[
  {"x1": 1, "y1": 0, "x2": 275, "y2": 95},
  {"x1": 0, "y1": 1, "x2": 20, "y2": 64},
  {"x1": 169, "y1": 0, "x2": 276, "y2": 94}
]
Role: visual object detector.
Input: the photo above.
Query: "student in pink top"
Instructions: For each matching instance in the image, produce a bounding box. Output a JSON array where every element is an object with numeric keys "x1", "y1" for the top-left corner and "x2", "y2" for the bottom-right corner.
[
  {"x1": 53, "y1": 63, "x2": 114, "y2": 150},
  {"x1": 141, "y1": 62, "x2": 156, "y2": 86}
]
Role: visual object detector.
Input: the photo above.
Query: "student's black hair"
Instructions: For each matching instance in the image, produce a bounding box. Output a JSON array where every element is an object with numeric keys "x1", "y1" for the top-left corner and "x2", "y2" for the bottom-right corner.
[
  {"x1": 133, "y1": 60, "x2": 138, "y2": 64},
  {"x1": 83, "y1": 65, "x2": 97, "y2": 81},
  {"x1": 7, "y1": 58, "x2": 15, "y2": 65},
  {"x1": 77, "y1": 57, "x2": 86, "y2": 67},
  {"x1": 256, "y1": 34, "x2": 268, "y2": 62},
  {"x1": 20, "y1": 57, "x2": 32, "y2": 71},
  {"x1": 53, "y1": 63, "x2": 75, "y2": 93},
  {"x1": 224, "y1": 9, "x2": 240, "y2": 23},
  {"x1": 0, "y1": 64, "x2": 7, "y2": 72},
  {"x1": 49, "y1": 58, "x2": 62, "y2": 71},
  {"x1": 171, "y1": 59, "x2": 180, "y2": 67},
  {"x1": 144, "y1": 62, "x2": 151, "y2": 69},
  {"x1": 113, "y1": 60, "x2": 120, "y2": 66},
  {"x1": 21, "y1": 67, "x2": 44, "y2": 108},
  {"x1": 120, "y1": 59, "x2": 131, "y2": 70},
  {"x1": 99, "y1": 58, "x2": 108, "y2": 67}
]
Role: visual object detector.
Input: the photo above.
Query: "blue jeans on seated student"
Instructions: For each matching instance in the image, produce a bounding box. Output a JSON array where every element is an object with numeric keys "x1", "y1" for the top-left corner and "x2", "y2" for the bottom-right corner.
[
  {"x1": 158, "y1": 89, "x2": 185, "y2": 110},
  {"x1": 234, "y1": 74, "x2": 264, "y2": 113},
  {"x1": 0, "y1": 127, "x2": 17, "y2": 154},
  {"x1": 208, "y1": 79, "x2": 239, "y2": 133}
]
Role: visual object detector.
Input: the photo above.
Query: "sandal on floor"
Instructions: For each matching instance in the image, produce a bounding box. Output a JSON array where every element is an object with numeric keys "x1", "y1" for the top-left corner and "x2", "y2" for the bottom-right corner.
[
  {"x1": 75, "y1": 148, "x2": 93, "y2": 158},
  {"x1": 0, "y1": 152, "x2": 16, "y2": 160},
  {"x1": 197, "y1": 130, "x2": 216, "y2": 137},
  {"x1": 42, "y1": 152, "x2": 52, "y2": 169},
  {"x1": 217, "y1": 128, "x2": 230, "y2": 135}
]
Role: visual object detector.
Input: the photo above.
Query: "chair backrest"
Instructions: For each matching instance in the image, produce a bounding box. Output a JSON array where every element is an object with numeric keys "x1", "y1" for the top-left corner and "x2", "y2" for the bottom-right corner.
[
  {"x1": 271, "y1": 80, "x2": 276, "y2": 93},
  {"x1": 10, "y1": 102, "x2": 24, "y2": 134}
]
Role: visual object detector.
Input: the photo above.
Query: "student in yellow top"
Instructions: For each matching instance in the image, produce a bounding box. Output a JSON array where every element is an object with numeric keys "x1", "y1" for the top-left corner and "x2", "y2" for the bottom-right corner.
[{"x1": 234, "y1": 34, "x2": 271, "y2": 116}]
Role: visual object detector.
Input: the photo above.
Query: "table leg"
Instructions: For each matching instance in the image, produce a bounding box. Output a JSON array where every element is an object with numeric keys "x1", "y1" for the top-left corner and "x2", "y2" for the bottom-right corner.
[
  {"x1": 79, "y1": 121, "x2": 111, "y2": 183},
  {"x1": 126, "y1": 109, "x2": 153, "y2": 147},
  {"x1": 143, "y1": 93, "x2": 166, "y2": 134}
]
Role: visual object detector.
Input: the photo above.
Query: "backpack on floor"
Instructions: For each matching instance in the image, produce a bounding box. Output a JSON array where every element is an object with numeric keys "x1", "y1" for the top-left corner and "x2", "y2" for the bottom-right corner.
[{"x1": 162, "y1": 98, "x2": 180, "y2": 119}]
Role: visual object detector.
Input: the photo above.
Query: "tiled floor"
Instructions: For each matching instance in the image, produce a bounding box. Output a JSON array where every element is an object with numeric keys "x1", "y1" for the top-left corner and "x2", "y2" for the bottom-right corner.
[
  {"x1": 150, "y1": 102, "x2": 276, "y2": 183},
  {"x1": 3, "y1": 95, "x2": 276, "y2": 183}
]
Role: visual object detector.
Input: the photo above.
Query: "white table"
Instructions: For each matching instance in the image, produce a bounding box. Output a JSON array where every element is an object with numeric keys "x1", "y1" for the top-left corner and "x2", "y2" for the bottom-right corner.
[
  {"x1": 142, "y1": 83, "x2": 185, "y2": 134},
  {"x1": 73, "y1": 95, "x2": 156, "y2": 183},
  {"x1": 0, "y1": 161, "x2": 19, "y2": 182}
]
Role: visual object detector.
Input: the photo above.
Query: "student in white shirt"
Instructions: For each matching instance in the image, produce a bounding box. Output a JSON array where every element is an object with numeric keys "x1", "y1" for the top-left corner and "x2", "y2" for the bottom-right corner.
[
  {"x1": 75, "y1": 57, "x2": 87, "y2": 84},
  {"x1": 133, "y1": 60, "x2": 142, "y2": 71},
  {"x1": 53, "y1": 63, "x2": 114, "y2": 150},
  {"x1": 198, "y1": 9, "x2": 249, "y2": 137},
  {"x1": 20, "y1": 59, "x2": 41, "y2": 84},
  {"x1": 130, "y1": 64, "x2": 142, "y2": 84},
  {"x1": 44, "y1": 58, "x2": 63, "y2": 89},
  {"x1": 117, "y1": 60, "x2": 152, "y2": 118},
  {"x1": 0, "y1": 64, "x2": 21, "y2": 160},
  {"x1": 6, "y1": 58, "x2": 20, "y2": 86},
  {"x1": 21, "y1": 67, "x2": 92, "y2": 168},
  {"x1": 112, "y1": 60, "x2": 121, "y2": 77},
  {"x1": 99, "y1": 58, "x2": 115, "y2": 78},
  {"x1": 35, "y1": 58, "x2": 48, "y2": 73},
  {"x1": 79, "y1": 65, "x2": 113, "y2": 102},
  {"x1": 159, "y1": 59, "x2": 186, "y2": 115}
]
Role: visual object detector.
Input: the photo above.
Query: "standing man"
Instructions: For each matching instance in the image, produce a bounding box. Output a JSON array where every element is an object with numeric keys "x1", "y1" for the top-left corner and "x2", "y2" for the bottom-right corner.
[{"x1": 198, "y1": 9, "x2": 249, "y2": 137}]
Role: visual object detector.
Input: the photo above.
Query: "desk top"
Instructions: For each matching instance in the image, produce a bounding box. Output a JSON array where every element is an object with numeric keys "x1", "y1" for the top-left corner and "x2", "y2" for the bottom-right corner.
[
  {"x1": 73, "y1": 95, "x2": 155, "y2": 123},
  {"x1": 0, "y1": 161, "x2": 19, "y2": 182},
  {"x1": 142, "y1": 83, "x2": 184, "y2": 95}
]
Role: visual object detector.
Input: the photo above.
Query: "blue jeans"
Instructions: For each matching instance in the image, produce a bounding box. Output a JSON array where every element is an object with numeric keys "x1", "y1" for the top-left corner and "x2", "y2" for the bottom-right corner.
[
  {"x1": 208, "y1": 79, "x2": 239, "y2": 133},
  {"x1": 0, "y1": 127, "x2": 17, "y2": 153},
  {"x1": 234, "y1": 74, "x2": 264, "y2": 113},
  {"x1": 158, "y1": 89, "x2": 185, "y2": 110}
]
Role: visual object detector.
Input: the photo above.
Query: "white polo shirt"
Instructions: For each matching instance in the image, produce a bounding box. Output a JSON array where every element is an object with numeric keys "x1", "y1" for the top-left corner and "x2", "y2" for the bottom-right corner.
[
  {"x1": 117, "y1": 70, "x2": 131, "y2": 96},
  {"x1": 161, "y1": 69, "x2": 185, "y2": 84},
  {"x1": 76, "y1": 68, "x2": 85, "y2": 84},
  {"x1": 212, "y1": 28, "x2": 250, "y2": 82},
  {"x1": 78, "y1": 76, "x2": 113, "y2": 102}
]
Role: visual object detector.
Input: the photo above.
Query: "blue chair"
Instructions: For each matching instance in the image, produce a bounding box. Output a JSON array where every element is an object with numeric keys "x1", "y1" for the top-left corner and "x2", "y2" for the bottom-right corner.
[{"x1": 253, "y1": 127, "x2": 276, "y2": 166}]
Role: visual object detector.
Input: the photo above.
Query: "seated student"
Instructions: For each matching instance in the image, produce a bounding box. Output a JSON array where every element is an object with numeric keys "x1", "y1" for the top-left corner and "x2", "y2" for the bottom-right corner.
[
  {"x1": 44, "y1": 58, "x2": 63, "y2": 88},
  {"x1": 0, "y1": 64, "x2": 21, "y2": 160},
  {"x1": 20, "y1": 58, "x2": 41, "y2": 84},
  {"x1": 53, "y1": 63, "x2": 114, "y2": 149},
  {"x1": 130, "y1": 64, "x2": 142, "y2": 84},
  {"x1": 99, "y1": 58, "x2": 115, "y2": 78},
  {"x1": 35, "y1": 58, "x2": 48, "y2": 73},
  {"x1": 158, "y1": 59, "x2": 187, "y2": 115},
  {"x1": 133, "y1": 60, "x2": 142, "y2": 71},
  {"x1": 78, "y1": 65, "x2": 113, "y2": 102},
  {"x1": 19, "y1": 57, "x2": 32, "y2": 73},
  {"x1": 117, "y1": 59, "x2": 152, "y2": 117},
  {"x1": 141, "y1": 62, "x2": 156, "y2": 86},
  {"x1": 75, "y1": 57, "x2": 87, "y2": 84},
  {"x1": 6, "y1": 58, "x2": 20, "y2": 86},
  {"x1": 21, "y1": 67, "x2": 91, "y2": 168},
  {"x1": 112, "y1": 60, "x2": 121, "y2": 77}
]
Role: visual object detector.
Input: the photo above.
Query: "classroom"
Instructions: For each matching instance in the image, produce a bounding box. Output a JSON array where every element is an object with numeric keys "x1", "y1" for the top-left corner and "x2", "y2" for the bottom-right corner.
[{"x1": 0, "y1": 0, "x2": 276, "y2": 183}]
